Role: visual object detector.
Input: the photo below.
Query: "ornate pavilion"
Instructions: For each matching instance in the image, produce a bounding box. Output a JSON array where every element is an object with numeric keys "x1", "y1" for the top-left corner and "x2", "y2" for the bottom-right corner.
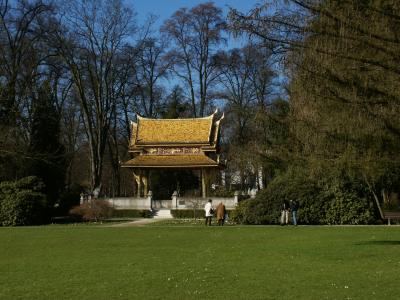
[{"x1": 122, "y1": 111, "x2": 224, "y2": 198}]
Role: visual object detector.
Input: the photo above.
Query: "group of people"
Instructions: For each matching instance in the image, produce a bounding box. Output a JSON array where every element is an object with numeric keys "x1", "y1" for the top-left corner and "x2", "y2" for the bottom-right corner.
[
  {"x1": 280, "y1": 199, "x2": 298, "y2": 226},
  {"x1": 204, "y1": 199, "x2": 226, "y2": 226}
]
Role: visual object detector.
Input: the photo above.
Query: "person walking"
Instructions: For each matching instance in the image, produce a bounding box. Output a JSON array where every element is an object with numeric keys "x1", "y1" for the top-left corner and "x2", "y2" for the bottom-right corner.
[
  {"x1": 290, "y1": 200, "x2": 299, "y2": 226},
  {"x1": 216, "y1": 202, "x2": 226, "y2": 226},
  {"x1": 204, "y1": 199, "x2": 213, "y2": 226},
  {"x1": 280, "y1": 200, "x2": 289, "y2": 225}
]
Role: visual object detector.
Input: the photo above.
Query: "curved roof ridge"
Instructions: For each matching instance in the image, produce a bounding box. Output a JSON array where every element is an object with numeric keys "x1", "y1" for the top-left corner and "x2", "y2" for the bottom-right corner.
[
  {"x1": 137, "y1": 114, "x2": 215, "y2": 122},
  {"x1": 133, "y1": 110, "x2": 221, "y2": 146}
]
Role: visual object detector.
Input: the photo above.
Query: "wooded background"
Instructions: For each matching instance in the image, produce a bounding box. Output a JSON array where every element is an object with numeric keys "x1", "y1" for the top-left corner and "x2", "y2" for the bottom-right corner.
[{"x1": 1, "y1": 0, "x2": 399, "y2": 223}]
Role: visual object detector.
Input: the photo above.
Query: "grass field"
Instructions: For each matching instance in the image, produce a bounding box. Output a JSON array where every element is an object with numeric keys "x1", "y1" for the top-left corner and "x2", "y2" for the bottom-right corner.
[{"x1": 1, "y1": 224, "x2": 400, "y2": 300}]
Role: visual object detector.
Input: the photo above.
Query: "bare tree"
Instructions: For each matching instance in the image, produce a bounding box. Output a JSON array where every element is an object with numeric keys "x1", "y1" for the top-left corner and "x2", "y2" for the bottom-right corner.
[
  {"x1": 50, "y1": 0, "x2": 135, "y2": 193},
  {"x1": 0, "y1": 0, "x2": 57, "y2": 181},
  {"x1": 133, "y1": 19, "x2": 170, "y2": 118},
  {"x1": 162, "y1": 2, "x2": 225, "y2": 117},
  {"x1": 215, "y1": 45, "x2": 275, "y2": 189},
  {"x1": 0, "y1": 0, "x2": 53, "y2": 126},
  {"x1": 215, "y1": 47, "x2": 255, "y2": 143}
]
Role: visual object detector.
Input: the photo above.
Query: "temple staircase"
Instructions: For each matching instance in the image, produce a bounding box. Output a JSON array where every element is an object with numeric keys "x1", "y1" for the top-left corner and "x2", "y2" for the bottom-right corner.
[{"x1": 153, "y1": 209, "x2": 173, "y2": 219}]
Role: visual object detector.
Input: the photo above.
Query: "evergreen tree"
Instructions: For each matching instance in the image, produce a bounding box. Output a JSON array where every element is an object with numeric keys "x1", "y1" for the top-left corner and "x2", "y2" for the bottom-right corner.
[
  {"x1": 230, "y1": 0, "x2": 400, "y2": 197},
  {"x1": 27, "y1": 81, "x2": 66, "y2": 208},
  {"x1": 288, "y1": 0, "x2": 400, "y2": 194},
  {"x1": 161, "y1": 86, "x2": 191, "y2": 118}
]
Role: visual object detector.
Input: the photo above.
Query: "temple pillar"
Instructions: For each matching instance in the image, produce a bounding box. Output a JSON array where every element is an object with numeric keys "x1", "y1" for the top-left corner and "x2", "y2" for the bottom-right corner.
[
  {"x1": 147, "y1": 190, "x2": 153, "y2": 209},
  {"x1": 143, "y1": 171, "x2": 149, "y2": 197},
  {"x1": 133, "y1": 171, "x2": 141, "y2": 197},
  {"x1": 201, "y1": 169, "x2": 207, "y2": 198},
  {"x1": 137, "y1": 171, "x2": 142, "y2": 197},
  {"x1": 234, "y1": 191, "x2": 239, "y2": 206},
  {"x1": 171, "y1": 191, "x2": 178, "y2": 209}
]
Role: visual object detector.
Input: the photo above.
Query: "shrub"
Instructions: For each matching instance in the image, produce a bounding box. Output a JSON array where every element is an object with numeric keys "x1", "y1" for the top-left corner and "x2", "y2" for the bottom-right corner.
[
  {"x1": 231, "y1": 169, "x2": 326, "y2": 225},
  {"x1": 13, "y1": 176, "x2": 46, "y2": 192},
  {"x1": 0, "y1": 176, "x2": 47, "y2": 226},
  {"x1": 230, "y1": 167, "x2": 378, "y2": 225},
  {"x1": 324, "y1": 185, "x2": 375, "y2": 225},
  {"x1": 70, "y1": 200, "x2": 114, "y2": 222},
  {"x1": 229, "y1": 200, "x2": 253, "y2": 224},
  {"x1": 230, "y1": 195, "x2": 279, "y2": 225}
]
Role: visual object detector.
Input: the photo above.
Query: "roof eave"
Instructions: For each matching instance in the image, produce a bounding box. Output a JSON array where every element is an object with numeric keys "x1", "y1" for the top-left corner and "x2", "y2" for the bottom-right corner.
[{"x1": 121, "y1": 164, "x2": 223, "y2": 169}]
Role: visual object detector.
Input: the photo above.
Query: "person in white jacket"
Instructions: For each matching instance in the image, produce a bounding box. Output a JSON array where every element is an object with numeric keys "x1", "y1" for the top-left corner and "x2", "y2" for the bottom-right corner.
[{"x1": 204, "y1": 199, "x2": 213, "y2": 226}]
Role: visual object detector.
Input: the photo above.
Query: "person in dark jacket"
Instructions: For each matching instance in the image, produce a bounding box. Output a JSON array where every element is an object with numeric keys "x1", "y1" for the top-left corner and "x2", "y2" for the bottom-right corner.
[{"x1": 290, "y1": 200, "x2": 299, "y2": 226}]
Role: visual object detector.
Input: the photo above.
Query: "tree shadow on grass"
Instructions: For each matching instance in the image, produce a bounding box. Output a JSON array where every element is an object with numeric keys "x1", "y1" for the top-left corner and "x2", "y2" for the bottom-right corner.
[{"x1": 355, "y1": 240, "x2": 400, "y2": 246}]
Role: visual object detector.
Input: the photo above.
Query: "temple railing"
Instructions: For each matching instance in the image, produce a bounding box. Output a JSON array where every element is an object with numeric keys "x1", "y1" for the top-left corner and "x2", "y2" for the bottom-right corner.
[
  {"x1": 103, "y1": 189, "x2": 254, "y2": 210},
  {"x1": 104, "y1": 193, "x2": 152, "y2": 210},
  {"x1": 171, "y1": 191, "x2": 239, "y2": 210}
]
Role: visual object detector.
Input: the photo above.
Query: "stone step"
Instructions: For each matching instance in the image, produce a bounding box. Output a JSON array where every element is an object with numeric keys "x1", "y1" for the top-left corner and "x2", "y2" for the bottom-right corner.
[{"x1": 153, "y1": 209, "x2": 173, "y2": 219}]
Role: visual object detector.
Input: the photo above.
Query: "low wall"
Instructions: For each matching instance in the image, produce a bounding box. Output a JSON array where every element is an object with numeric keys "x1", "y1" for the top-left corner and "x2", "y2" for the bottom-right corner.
[
  {"x1": 175, "y1": 197, "x2": 236, "y2": 209},
  {"x1": 105, "y1": 197, "x2": 150, "y2": 210},
  {"x1": 103, "y1": 196, "x2": 238, "y2": 210}
]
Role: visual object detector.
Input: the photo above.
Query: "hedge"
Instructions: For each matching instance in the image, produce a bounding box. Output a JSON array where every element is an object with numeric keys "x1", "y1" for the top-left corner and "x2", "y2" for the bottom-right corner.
[{"x1": 111, "y1": 209, "x2": 153, "y2": 218}]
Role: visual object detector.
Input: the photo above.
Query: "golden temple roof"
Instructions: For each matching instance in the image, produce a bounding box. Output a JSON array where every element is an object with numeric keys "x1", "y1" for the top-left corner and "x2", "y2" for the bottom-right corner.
[
  {"x1": 133, "y1": 114, "x2": 214, "y2": 146},
  {"x1": 122, "y1": 154, "x2": 220, "y2": 168}
]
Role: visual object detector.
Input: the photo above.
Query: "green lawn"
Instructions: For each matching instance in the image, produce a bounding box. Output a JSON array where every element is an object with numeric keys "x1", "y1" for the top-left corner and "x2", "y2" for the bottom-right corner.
[{"x1": 1, "y1": 225, "x2": 400, "y2": 299}]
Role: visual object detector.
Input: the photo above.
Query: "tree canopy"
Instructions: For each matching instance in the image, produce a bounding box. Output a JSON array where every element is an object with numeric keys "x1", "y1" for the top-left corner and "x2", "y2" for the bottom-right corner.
[{"x1": 1, "y1": 0, "x2": 399, "y2": 224}]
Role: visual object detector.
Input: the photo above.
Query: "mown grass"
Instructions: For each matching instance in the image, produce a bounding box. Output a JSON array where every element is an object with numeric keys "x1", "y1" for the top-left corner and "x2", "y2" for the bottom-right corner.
[{"x1": 1, "y1": 225, "x2": 400, "y2": 299}]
